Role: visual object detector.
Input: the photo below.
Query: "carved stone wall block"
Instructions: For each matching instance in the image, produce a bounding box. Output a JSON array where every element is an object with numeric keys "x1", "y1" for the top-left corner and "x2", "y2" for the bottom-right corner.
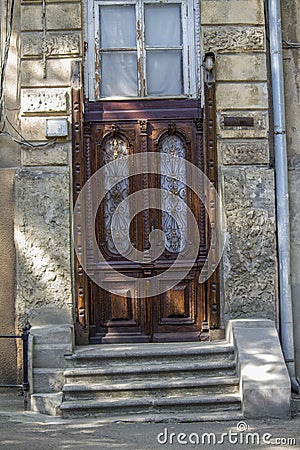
[
  {"x1": 217, "y1": 110, "x2": 269, "y2": 139},
  {"x1": 21, "y1": 32, "x2": 81, "y2": 58},
  {"x1": 222, "y1": 167, "x2": 277, "y2": 321},
  {"x1": 22, "y1": 89, "x2": 69, "y2": 113},
  {"x1": 15, "y1": 169, "x2": 72, "y2": 327},
  {"x1": 22, "y1": 143, "x2": 70, "y2": 166},
  {"x1": 203, "y1": 26, "x2": 265, "y2": 53},
  {"x1": 219, "y1": 140, "x2": 269, "y2": 165}
]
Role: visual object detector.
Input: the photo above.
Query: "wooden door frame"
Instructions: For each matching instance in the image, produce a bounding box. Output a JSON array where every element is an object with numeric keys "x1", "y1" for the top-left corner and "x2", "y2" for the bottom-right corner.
[{"x1": 72, "y1": 86, "x2": 220, "y2": 345}]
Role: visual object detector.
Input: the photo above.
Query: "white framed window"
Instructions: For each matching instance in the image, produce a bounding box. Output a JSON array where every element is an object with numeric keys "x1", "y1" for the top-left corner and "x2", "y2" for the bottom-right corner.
[{"x1": 86, "y1": 0, "x2": 200, "y2": 100}]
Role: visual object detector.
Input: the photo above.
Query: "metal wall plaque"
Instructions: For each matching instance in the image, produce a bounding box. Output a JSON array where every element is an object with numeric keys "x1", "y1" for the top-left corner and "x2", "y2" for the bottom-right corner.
[
  {"x1": 46, "y1": 118, "x2": 68, "y2": 137},
  {"x1": 223, "y1": 117, "x2": 254, "y2": 127}
]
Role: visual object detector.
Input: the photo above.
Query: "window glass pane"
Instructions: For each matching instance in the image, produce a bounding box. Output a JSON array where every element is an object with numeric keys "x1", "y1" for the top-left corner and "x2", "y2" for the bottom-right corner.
[
  {"x1": 101, "y1": 52, "x2": 138, "y2": 97},
  {"x1": 160, "y1": 135, "x2": 187, "y2": 253},
  {"x1": 103, "y1": 137, "x2": 130, "y2": 256},
  {"x1": 147, "y1": 50, "x2": 182, "y2": 96},
  {"x1": 100, "y1": 6, "x2": 136, "y2": 48},
  {"x1": 145, "y1": 4, "x2": 182, "y2": 47}
]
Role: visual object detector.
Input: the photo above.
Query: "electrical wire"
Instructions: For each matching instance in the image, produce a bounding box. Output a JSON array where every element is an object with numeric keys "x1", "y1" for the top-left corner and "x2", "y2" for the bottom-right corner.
[
  {"x1": 0, "y1": 0, "x2": 15, "y2": 122},
  {"x1": 0, "y1": 0, "x2": 57, "y2": 148},
  {"x1": 283, "y1": 40, "x2": 300, "y2": 49}
]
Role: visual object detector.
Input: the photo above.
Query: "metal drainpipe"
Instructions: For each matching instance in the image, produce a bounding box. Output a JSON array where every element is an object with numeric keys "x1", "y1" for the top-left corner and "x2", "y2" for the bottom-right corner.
[{"x1": 268, "y1": 0, "x2": 300, "y2": 393}]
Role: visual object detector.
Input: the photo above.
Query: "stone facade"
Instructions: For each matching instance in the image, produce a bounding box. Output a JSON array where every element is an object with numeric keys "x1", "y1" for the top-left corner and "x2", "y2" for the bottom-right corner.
[
  {"x1": 282, "y1": 0, "x2": 300, "y2": 380},
  {"x1": 201, "y1": 0, "x2": 277, "y2": 327},
  {"x1": 0, "y1": 0, "x2": 298, "y2": 389}
]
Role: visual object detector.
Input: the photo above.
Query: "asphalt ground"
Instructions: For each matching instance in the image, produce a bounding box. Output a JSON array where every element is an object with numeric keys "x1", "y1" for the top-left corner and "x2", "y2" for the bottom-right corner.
[{"x1": 0, "y1": 391, "x2": 299, "y2": 450}]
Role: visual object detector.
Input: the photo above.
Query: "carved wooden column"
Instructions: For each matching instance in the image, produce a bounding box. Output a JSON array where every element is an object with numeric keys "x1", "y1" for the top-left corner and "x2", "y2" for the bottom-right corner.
[
  {"x1": 72, "y1": 69, "x2": 89, "y2": 345},
  {"x1": 204, "y1": 55, "x2": 220, "y2": 331}
]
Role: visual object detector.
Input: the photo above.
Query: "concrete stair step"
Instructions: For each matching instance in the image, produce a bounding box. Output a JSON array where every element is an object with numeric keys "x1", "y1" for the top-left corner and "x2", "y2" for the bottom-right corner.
[
  {"x1": 61, "y1": 410, "x2": 245, "y2": 423},
  {"x1": 63, "y1": 376, "x2": 239, "y2": 400},
  {"x1": 33, "y1": 368, "x2": 65, "y2": 393},
  {"x1": 66, "y1": 342, "x2": 235, "y2": 367},
  {"x1": 64, "y1": 360, "x2": 237, "y2": 384},
  {"x1": 31, "y1": 392, "x2": 63, "y2": 416},
  {"x1": 31, "y1": 325, "x2": 73, "y2": 345},
  {"x1": 60, "y1": 393, "x2": 242, "y2": 418},
  {"x1": 33, "y1": 344, "x2": 71, "y2": 368}
]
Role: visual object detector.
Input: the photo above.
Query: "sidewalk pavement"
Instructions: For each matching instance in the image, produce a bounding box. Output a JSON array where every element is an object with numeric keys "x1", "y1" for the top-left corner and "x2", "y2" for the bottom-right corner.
[{"x1": 0, "y1": 391, "x2": 299, "y2": 450}]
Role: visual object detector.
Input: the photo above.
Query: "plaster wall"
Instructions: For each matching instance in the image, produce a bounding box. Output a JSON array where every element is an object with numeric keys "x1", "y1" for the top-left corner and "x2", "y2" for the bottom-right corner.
[{"x1": 0, "y1": 0, "x2": 20, "y2": 384}]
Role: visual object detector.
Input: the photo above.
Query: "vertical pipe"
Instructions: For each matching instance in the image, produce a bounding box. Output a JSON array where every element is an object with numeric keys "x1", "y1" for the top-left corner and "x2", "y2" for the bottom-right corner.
[{"x1": 268, "y1": 0, "x2": 300, "y2": 392}]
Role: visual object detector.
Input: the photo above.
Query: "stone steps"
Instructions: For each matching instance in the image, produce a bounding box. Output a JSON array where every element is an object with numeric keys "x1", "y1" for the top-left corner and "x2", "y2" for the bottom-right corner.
[
  {"x1": 60, "y1": 393, "x2": 242, "y2": 418},
  {"x1": 63, "y1": 376, "x2": 239, "y2": 400},
  {"x1": 65, "y1": 342, "x2": 235, "y2": 367},
  {"x1": 60, "y1": 342, "x2": 242, "y2": 420},
  {"x1": 64, "y1": 360, "x2": 237, "y2": 384}
]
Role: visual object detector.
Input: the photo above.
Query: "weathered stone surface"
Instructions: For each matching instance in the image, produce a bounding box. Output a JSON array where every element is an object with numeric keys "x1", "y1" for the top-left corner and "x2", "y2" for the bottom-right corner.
[
  {"x1": 201, "y1": 0, "x2": 264, "y2": 25},
  {"x1": 289, "y1": 170, "x2": 300, "y2": 381},
  {"x1": 217, "y1": 110, "x2": 269, "y2": 139},
  {"x1": 46, "y1": 4, "x2": 82, "y2": 30},
  {"x1": 0, "y1": 170, "x2": 17, "y2": 384},
  {"x1": 227, "y1": 320, "x2": 291, "y2": 419},
  {"x1": 22, "y1": 32, "x2": 81, "y2": 57},
  {"x1": 15, "y1": 169, "x2": 72, "y2": 328},
  {"x1": 216, "y1": 54, "x2": 267, "y2": 81},
  {"x1": 203, "y1": 26, "x2": 265, "y2": 53},
  {"x1": 21, "y1": 5, "x2": 42, "y2": 31},
  {"x1": 22, "y1": 143, "x2": 69, "y2": 166},
  {"x1": 21, "y1": 116, "x2": 70, "y2": 141},
  {"x1": 21, "y1": 59, "x2": 71, "y2": 87},
  {"x1": 0, "y1": 137, "x2": 21, "y2": 167},
  {"x1": 222, "y1": 168, "x2": 277, "y2": 321},
  {"x1": 282, "y1": 0, "x2": 300, "y2": 382},
  {"x1": 216, "y1": 83, "x2": 268, "y2": 109},
  {"x1": 219, "y1": 140, "x2": 269, "y2": 165},
  {"x1": 22, "y1": 89, "x2": 69, "y2": 113}
]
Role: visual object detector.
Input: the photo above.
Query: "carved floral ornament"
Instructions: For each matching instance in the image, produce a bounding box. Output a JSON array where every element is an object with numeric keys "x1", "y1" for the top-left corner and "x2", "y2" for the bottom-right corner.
[
  {"x1": 203, "y1": 26, "x2": 265, "y2": 53},
  {"x1": 22, "y1": 34, "x2": 81, "y2": 57}
]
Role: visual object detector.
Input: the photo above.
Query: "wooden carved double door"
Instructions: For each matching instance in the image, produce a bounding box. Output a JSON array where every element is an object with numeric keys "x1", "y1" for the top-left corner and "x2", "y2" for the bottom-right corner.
[{"x1": 77, "y1": 99, "x2": 212, "y2": 344}]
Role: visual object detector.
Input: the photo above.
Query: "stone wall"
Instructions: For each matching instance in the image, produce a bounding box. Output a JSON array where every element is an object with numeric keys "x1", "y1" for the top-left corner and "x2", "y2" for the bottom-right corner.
[
  {"x1": 201, "y1": 0, "x2": 278, "y2": 326},
  {"x1": 0, "y1": 0, "x2": 280, "y2": 359},
  {"x1": 13, "y1": 0, "x2": 81, "y2": 327},
  {"x1": 282, "y1": 0, "x2": 300, "y2": 380}
]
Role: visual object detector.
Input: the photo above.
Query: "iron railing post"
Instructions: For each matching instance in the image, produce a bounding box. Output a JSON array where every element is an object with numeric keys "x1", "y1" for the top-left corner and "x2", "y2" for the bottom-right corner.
[{"x1": 21, "y1": 323, "x2": 31, "y2": 411}]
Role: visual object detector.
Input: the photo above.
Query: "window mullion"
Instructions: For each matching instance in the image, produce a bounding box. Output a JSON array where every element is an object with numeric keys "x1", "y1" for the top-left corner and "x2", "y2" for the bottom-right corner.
[
  {"x1": 181, "y1": 0, "x2": 189, "y2": 96},
  {"x1": 136, "y1": 1, "x2": 145, "y2": 97}
]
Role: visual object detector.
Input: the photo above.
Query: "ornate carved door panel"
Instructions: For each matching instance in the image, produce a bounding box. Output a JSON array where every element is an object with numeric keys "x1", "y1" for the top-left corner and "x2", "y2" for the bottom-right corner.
[{"x1": 74, "y1": 99, "x2": 214, "y2": 343}]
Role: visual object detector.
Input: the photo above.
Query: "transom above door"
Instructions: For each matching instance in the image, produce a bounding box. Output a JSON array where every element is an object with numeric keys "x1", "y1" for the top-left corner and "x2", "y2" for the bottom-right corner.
[{"x1": 86, "y1": 0, "x2": 200, "y2": 100}]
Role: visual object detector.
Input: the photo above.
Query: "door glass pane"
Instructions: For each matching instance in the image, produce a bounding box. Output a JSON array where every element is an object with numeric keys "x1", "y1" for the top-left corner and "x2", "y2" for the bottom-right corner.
[
  {"x1": 100, "y1": 5, "x2": 136, "y2": 48},
  {"x1": 145, "y1": 4, "x2": 182, "y2": 47},
  {"x1": 160, "y1": 135, "x2": 187, "y2": 253},
  {"x1": 103, "y1": 136, "x2": 130, "y2": 256},
  {"x1": 101, "y1": 52, "x2": 138, "y2": 97},
  {"x1": 147, "y1": 50, "x2": 182, "y2": 96}
]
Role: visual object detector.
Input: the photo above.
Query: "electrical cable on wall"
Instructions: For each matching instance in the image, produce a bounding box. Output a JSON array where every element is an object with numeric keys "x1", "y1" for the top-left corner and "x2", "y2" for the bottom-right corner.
[
  {"x1": 283, "y1": 40, "x2": 300, "y2": 49},
  {"x1": 0, "y1": 0, "x2": 56, "y2": 148}
]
